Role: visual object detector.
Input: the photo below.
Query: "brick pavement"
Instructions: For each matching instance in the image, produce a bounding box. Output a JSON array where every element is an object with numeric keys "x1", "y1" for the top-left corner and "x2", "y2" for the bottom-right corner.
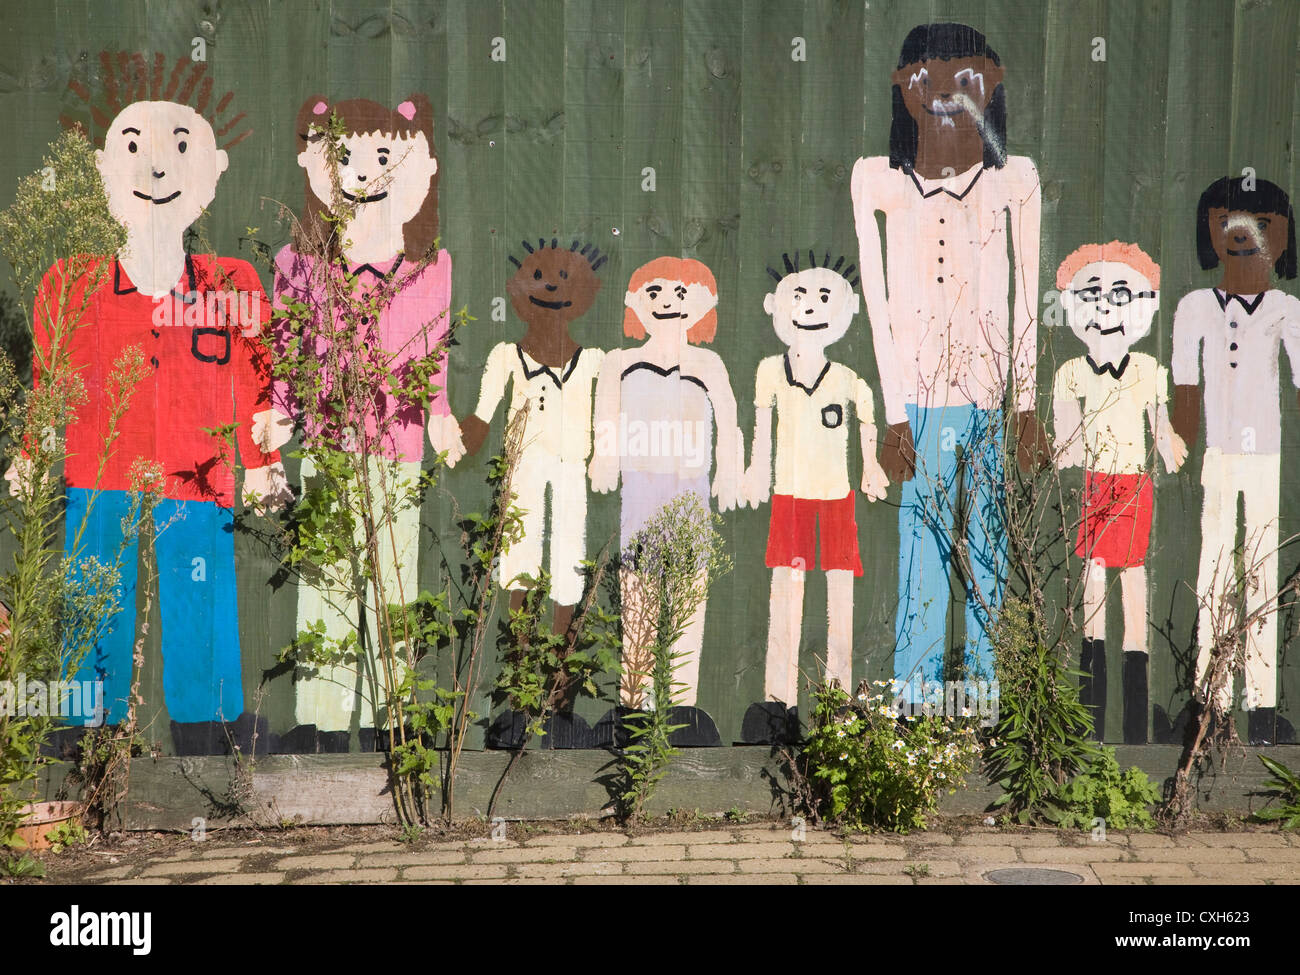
[{"x1": 40, "y1": 823, "x2": 1300, "y2": 885}]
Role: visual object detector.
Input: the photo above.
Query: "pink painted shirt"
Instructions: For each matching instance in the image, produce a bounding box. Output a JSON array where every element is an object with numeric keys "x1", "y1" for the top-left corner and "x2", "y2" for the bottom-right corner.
[
  {"x1": 852, "y1": 155, "x2": 1042, "y2": 424},
  {"x1": 272, "y1": 246, "x2": 452, "y2": 463}
]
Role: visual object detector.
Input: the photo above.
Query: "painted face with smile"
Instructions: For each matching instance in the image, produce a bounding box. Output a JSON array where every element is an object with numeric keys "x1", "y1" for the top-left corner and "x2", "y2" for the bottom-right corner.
[
  {"x1": 764, "y1": 267, "x2": 859, "y2": 352},
  {"x1": 1207, "y1": 207, "x2": 1291, "y2": 272},
  {"x1": 298, "y1": 128, "x2": 437, "y2": 238},
  {"x1": 96, "y1": 101, "x2": 228, "y2": 235},
  {"x1": 1061, "y1": 260, "x2": 1159, "y2": 366},
  {"x1": 507, "y1": 244, "x2": 601, "y2": 326},
  {"x1": 624, "y1": 276, "x2": 718, "y2": 340},
  {"x1": 893, "y1": 55, "x2": 1003, "y2": 133}
]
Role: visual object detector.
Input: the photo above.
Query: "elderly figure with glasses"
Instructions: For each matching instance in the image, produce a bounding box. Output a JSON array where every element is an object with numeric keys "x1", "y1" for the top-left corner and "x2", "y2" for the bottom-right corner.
[{"x1": 1052, "y1": 241, "x2": 1185, "y2": 744}]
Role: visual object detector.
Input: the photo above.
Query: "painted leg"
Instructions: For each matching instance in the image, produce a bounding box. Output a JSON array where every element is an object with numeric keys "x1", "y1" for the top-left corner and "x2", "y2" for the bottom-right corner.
[
  {"x1": 673, "y1": 569, "x2": 708, "y2": 708},
  {"x1": 1080, "y1": 558, "x2": 1107, "y2": 739},
  {"x1": 1193, "y1": 449, "x2": 1237, "y2": 712},
  {"x1": 1241, "y1": 457, "x2": 1280, "y2": 712},
  {"x1": 962, "y1": 409, "x2": 1007, "y2": 683},
  {"x1": 765, "y1": 567, "x2": 804, "y2": 706},
  {"x1": 618, "y1": 567, "x2": 656, "y2": 708},
  {"x1": 825, "y1": 569, "x2": 854, "y2": 690},
  {"x1": 894, "y1": 405, "x2": 957, "y2": 699},
  {"x1": 65, "y1": 488, "x2": 138, "y2": 727}
]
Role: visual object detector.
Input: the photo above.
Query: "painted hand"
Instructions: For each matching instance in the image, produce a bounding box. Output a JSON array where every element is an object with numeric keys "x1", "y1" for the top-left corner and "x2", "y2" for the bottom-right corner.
[
  {"x1": 251, "y1": 408, "x2": 294, "y2": 453},
  {"x1": 460, "y1": 414, "x2": 489, "y2": 457},
  {"x1": 1015, "y1": 411, "x2": 1051, "y2": 474},
  {"x1": 244, "y1": 461, "x2": 293, "y2": 515},
  {"x1": 880, "y1": 421, "x2": 916, "y2": 483},
  {"x1": 741, "y1": 461, "x2": 771, "y2": 508},
  {"x1": 1159, "y1": 429, "x2": 1188, "y2": 473},
  {"x1": 711, "y1": 464, "x2": 740, "y2": 513},
  {"x1": 427, "y1": 412, "x2": 466, "y2": 468},
  {"x1": 3, "y1": 456, "x2": 45, "y2": 500},
  {"x1": 860, "y1": 458, "x2": 889, "y2": 502},
  {"x1": 588, "y1": 453, "x2": 619, "y2": 493}
]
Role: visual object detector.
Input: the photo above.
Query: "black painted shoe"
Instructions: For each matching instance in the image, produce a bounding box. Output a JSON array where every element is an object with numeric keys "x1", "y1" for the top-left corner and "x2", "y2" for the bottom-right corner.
[
  {"x1": 486, "y1": 710, "x2": 529, "y2": 750},
  {"x1": 317, "y1": 730, "x2": 351, "y2": 753},
  {"x1": 664, "y1": 706, "x2": 722, "y2": 747},
  {"x1": 226, "y1": 712, "x2": 273, "y2": 758},
  {"x1": 1152, "y1": 701, "x2": 1191, "y2": 745},
  {"x1": 739, "y1": 701, "x2": 799, "y2": 745},
  {"x1": 538, "y1": 711, "x2": 594, "y2": 750},
  {"x1": 170, "y1": 720, "x2": 223, "y2": 756},
  {"x1": 1247, "y1": 707, "x2": 1296, "y2": 746},
  {"x1": 358, "y1": 727, "x2": 377, "y2": 753},
  {"x1": 1123, "y1": 651, "x2": 1149, "y2": 745},
  {"x1": 591, "y1": 707, "x2": 643, "y2": 750},
  {"x1": 275, "y1": 723, "x2": 320, "y2": 754}
]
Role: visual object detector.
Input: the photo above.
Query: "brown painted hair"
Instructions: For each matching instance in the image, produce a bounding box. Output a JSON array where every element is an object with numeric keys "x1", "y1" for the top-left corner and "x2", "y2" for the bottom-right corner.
[{"x1": 293, "y1": 93, "x2": 440, "y2": 260}]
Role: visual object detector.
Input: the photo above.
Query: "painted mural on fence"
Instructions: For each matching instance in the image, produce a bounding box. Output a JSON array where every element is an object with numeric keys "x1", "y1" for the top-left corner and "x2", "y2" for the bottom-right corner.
[{"x1": 3, "y1": 4, "x2": 1300, "y2": 754}]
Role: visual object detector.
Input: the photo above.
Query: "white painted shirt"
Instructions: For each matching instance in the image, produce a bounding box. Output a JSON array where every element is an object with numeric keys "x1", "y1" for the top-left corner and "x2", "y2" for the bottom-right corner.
[
  {"x1": 1052, "y1": 352, "x2": 1169, "y2": 475},
  {"x1": 473, "y1": 343, "x2": 605, "y2": 461},
  {"x1": 1170, "y1": 288, "x2": 1300, "y2": 455},
  {"x1": 755, "y1": 354, "x2": 874, "y2": 500},
  {"x1": 851, "y1": 154, "x2": 1042, "y2": 424}
]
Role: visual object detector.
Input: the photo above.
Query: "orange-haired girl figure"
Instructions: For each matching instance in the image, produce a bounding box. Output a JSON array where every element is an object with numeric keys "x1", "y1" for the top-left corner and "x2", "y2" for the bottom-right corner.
[{"x1": 589, "y1": 257, "x2": 741, "y2": 746}]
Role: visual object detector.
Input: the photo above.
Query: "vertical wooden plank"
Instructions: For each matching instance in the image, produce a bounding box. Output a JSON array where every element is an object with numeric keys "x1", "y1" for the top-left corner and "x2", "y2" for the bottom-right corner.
[{"x1": 680, "y1": 0, "x2": 744, "y2": 733}]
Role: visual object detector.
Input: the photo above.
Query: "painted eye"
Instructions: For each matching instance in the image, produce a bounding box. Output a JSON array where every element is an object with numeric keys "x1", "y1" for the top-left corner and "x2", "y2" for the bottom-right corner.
[
  {"x1": 559, "y1": 269, "x2": 568, "y2": 279},
  {"x1": 178, "y1": 141, "x2": 187, "y2": 154},
  {"x1": 821, "y1": 293, "x2": 830, "y2": 303},
  {"x1": 378, "y1": 154, "x2": 389, "y2": 166},
  {"x1": 960, "y1": 77, "x2": 969, "y2": 86},
  {"x1": 1258, "y1": 220, "x2": 1269, "y2": 232},
  {"x1": 533, "y1": 269, "x2": 542, "y2": 280},
  {"x1": 128, "y1": 141, "x2": 138, "y2": 153},
  {"x1": 340, "y1": 151, "x2": 351, "y2": 166}
]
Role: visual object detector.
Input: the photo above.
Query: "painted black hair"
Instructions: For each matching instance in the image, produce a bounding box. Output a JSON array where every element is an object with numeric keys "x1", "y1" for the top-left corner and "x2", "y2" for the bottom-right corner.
[
  {"x1": 888, "y1": 23, "x2": 1007, "y2": 173},
  {"x1": 1196, "y1": 176, "x2": 1297, "y2": 279},
  {"x1": 766, "y1": 250, "x2": 859, "y2": 290},
  {"x1": 507, "y1": 237, "x2": 607, "y2": 273}
]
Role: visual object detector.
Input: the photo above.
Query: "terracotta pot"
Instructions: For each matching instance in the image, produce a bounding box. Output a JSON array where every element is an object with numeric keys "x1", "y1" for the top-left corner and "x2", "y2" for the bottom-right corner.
[{"x1": 14, "y1": 801, "x2": 82, "y2": 851}]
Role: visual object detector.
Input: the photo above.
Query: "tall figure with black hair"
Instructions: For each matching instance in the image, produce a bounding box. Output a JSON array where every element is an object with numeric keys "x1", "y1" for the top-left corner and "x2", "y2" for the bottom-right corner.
[
  {"x1": 851, "y1": 23, "x2": 1046, "y2": 700},
  {"x1": 1166, "y1": 175, "x2": 1300, "y2": 745}
]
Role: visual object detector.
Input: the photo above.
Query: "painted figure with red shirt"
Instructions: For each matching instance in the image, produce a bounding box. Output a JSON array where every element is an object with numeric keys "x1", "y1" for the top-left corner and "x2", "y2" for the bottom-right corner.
[
  {"x1": 264, "y1": 95, "x2": 459, "y2": 752},
  {"x1": 11, "y1": 96, "x2": 289, "y2": 754}
]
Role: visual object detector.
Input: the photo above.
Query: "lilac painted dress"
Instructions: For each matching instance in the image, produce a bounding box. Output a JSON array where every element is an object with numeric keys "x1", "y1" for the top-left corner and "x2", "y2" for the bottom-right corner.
[{"x1": 618, "y1": 360, "x2": 714, "y2": 546}]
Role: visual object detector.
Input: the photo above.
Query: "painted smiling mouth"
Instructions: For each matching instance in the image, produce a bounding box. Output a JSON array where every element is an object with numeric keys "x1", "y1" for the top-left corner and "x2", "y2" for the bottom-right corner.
[
  {"x1": 1227, "y1": 246, "x2": 1261, "y2": 256},
  {"x1": 132, "y1": 190, "x2": 181, "y2": 204},
  {"x1": 795, "y1": 321, "x2": 830, "y2": 330},
  {"x1": 529, "y1": 296, "x2": 572, "y2": 310},
  {"x1": 652, "y1": 311, "x2": 685, "y2": 319},
  {"x1": 342, "y1": 189, "x2": 388, "y2": 203},
  {"x1": 924, "y1": 102, "x2": 966, "y2": 116},
  {"x1": 1085, "y1": 323, "x2": 1126, "y2": 336}
]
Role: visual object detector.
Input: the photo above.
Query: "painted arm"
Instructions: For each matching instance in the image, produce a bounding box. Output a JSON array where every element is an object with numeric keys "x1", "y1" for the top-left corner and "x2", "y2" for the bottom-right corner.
[
  {"x1": 851, "y1": 157, "x2": 914, "y2": 482},
  {"x1": 1169, "y1": 294, "x2": 1204, "y2": 446},
  {"x1": 1149, "y1": 402, "x2": 1186, "y2": 473},
  {"x1": 1052, "y1": 396, "x2": 1085, "y2": 469},
  {"x1": 743, "y1": 405, "x2": 773, "y2": 509},
  {"x1": 422, "y1": 252, "x2": 464, "y2": 466},
  {"x1": 230, "y1": 263, "x2": 290, "y2": 513},
  {"x1": 588, "y1": 348, "x2": 621, "y2": 492},
  {"x1": 701, "y1": 352, "x2": 741, "y2": 513},
  {"x1": 461, "y1": 342, "x2": 509, "y2": 457},
  {"x1": 1280, "y1": 295, "x2": 1300, "y2": 417},
  {"x1": 858, "y1": 420, "x2": 887, "y2": 501},
  {"x1": 1009, "y1": 159, "x2": 1048, "y2": 472}
]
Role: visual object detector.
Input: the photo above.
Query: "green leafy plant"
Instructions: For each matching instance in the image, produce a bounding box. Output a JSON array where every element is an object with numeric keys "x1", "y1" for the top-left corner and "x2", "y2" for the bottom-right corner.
[
  {"x1": 43, "y1": 818, "x2": 88, "y2": 853},
  {"x1": 984, "y1": 598, "x2": 1099, "y2": 823},
  {"x1": 1043, "y1": 746, "x2": 1159, "y2": 830},
  {"x1": 801, "y1": 680, "x2": 980, "y2": 833},
  {"x1": 1254, "y1": 755, "x2": 1300, "y2": 829},
  {"x1": 610, "y1": 495, "x2": 731, "y2": 823}
]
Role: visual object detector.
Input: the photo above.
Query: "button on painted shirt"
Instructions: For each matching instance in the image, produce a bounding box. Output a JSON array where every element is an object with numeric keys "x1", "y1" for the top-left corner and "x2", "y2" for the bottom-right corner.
[
  {"x1": 851, "y1": 155, "x2": 1042, "y2": 424},
  {"x1": 1171, "y1": 288, "x2": 1300, "y2": 455}
]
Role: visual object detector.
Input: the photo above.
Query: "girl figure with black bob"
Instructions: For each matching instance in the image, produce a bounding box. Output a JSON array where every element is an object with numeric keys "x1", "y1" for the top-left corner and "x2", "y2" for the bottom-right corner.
[{"x1": 1165, "y1": 175, "x2": 1300, "y2": 746}]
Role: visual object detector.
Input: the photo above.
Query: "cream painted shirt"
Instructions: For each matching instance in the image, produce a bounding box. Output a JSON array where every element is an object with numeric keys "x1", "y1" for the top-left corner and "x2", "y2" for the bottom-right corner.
[
  {"x1": 756, "y1": 354, "x2": 874, "y2": 500},
  {"x1": 474, "y1": 343, "x2": 605, "y2": 461},
  {"x1": 1052, "y1": 352, "x2": 1168, "y2": 475},
  {"x1": 851, "y1": 154, "x2": 1042, "y2": 424}
]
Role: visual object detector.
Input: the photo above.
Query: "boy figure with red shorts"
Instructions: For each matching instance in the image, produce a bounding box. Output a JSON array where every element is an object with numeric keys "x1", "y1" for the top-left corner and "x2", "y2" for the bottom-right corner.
[
  {"x1": 1052, "y1": 242, "x2": 1185, "y2": 743},
  {"x1": 741, "y1": 252, "x2": 889, "y2": 743}
]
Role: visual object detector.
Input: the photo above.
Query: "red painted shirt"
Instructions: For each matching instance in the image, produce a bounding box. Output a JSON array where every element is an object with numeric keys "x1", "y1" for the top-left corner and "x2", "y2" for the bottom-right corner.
[{"x1": 33, "y1": 254, "x2": 279, "y2": 506}]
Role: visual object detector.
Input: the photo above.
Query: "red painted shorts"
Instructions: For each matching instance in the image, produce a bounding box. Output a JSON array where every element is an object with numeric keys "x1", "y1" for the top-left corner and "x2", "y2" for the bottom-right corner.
[
  {"x1": 1076, "y1": 471, "x2": 1154, "y2": 568},
  {"x1": 765, "y1": 493, "x2": 863, "y2": 576}
]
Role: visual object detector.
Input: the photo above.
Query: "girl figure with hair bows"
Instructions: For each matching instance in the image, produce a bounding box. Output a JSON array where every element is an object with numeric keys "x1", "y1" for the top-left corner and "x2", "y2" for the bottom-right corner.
[{"x1": 264, "y1": 94, "x2": 461, "y2": 752}]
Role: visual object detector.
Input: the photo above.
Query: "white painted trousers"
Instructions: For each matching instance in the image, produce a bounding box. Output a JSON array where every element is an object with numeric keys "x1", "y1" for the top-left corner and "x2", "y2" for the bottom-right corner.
[
  {"x1": 499, "y1": 450, "x2": 588, "y2": 606},
  {"x1": 1195, "y1": 448, "x2": 1280, "y2": 710}
]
